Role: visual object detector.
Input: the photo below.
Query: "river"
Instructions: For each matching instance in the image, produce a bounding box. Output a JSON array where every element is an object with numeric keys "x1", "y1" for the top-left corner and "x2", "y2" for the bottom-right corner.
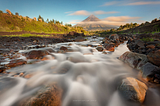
[{"x1": 0, "y1": 37, "x2": 160, "y2": 106}]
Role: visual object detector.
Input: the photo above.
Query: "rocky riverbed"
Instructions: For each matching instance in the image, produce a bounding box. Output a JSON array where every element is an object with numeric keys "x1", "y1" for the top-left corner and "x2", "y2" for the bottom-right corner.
[{"x1": 0, "y1": 33, "x2": 160, "y2": 106}]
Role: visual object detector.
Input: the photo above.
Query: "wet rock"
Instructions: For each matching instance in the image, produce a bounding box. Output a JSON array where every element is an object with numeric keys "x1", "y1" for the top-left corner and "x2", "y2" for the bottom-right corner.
[
  {"x1": 119, "y1": 51, "x2": 148, "y2": 70},
  {"x1": 141, "y1": 62, "x2": 160, "y2": 82},
  {"x1": 13, "y1": 83, "x2": 62, "y2": 106},
  {"x1": 147, "y1": 49, "x2": 160, "y2": 66},
  {"x1": 118, "y1": 77, "x2": 148, "y2": 103},
  {"x1": 0, "y1": 66, "x2": 8, "y2": 73},
  {"x1": 41, "y1": 47, "x2": 55, "y2": 53},
  {"x1": 23, "y1": 50, "x2": 50, "y2": 59},
  {"x1": 109, "y1": 34, "x2": 119, "y2": 42},
  {"x1": 135, "y1": 40, "x2": 145, "y2": 48},
  {"x1": 7, "y1": 59, "x2": 27, "y2": 68},
  {"x1": 96, "y1": 46, "x2": 104, "y2": 52},
  {"x1": 59, "y1": 46, "x2": 68, "y2": 51},
  {"x1": 104, "y1": 44, "x2": 115, "y2": 52},
  {"x1": 146, "y1": 45, "x2": 155, "y2": 49},
  {"x1": 74, "y1": 36, "x2": 85, "y2": 42},
  {"x1": 41, "y1": 55, "x2": 55, "y2": 61}
]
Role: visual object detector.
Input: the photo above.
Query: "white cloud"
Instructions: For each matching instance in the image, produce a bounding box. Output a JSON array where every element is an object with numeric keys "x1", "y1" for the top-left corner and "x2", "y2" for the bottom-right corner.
[
  {"x1": 103, "y1": 16, "x2": 141, "y2": 22},
  {"x1": 65, "y1": 11, "x2": 73, "y2": 14},
  {"x1": 93, "y1": 11, "x2": 119, "y2": 15},
  {"x1": 68, "y1": 10, "x2": 91, "y2": 16},
  {"x1": 76, "y1": 21, "x2": 126, "y2": 27},
  {"x1": 67, "y1": 10, "x2": 119, "y2": 16},
  {"x1": 101, "y1": 1, "x2": 119, "y2": 6},
  {"x1": 68, "y1": 16, "x2": 144, "y2": 27},
  {"x1": 68, "y1": 20, "x2": 81, "y2": 24},
  {"x1": 101, "y1": 0, "x2": 160, "y2": 6},
  {"x1": 127, "y1": 1, "x2": 160, "y2": 5}
]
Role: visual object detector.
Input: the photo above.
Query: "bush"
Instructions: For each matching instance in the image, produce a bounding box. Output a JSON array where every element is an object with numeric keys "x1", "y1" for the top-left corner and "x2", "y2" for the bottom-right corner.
[
  {"x1": 0, "y1": 10, "x2": 3, "y2": 13},
  {"x1": 6, "y1": 20, "x2": 11, "y2": 24}
]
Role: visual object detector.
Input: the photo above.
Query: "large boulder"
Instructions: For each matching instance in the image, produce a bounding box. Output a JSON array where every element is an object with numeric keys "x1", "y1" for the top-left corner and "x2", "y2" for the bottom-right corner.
[
  {"x1": 13, "y1": 83, "x2": 62, "y2": 106},
  {"x1": 147, "y1": 49, "x2": 160, "y2": 66},
  {"x1": 118, "y1": 77, "x2": 148, "y2": 103},
  {"x1": 119, "y1": 51, "x2": 148, "y2": 70},
  {"x1": 141, "y1": 62, "x2": 160, "y2": 83}
]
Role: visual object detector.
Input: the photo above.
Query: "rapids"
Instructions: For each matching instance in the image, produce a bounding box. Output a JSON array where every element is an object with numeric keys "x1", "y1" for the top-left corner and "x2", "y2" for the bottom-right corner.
[{"x1": 0, "y1": 37, "x2": 160, "y2": 106}]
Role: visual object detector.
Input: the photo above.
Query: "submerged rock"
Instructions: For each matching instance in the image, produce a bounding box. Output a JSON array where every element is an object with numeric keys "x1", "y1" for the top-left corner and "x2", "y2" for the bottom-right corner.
[
  {"x1": 14, "y1": 83, "x2": 62, "y2": 106},
  {"x1": 118, "y1": 77, "x2": 148, "y2": 103}
]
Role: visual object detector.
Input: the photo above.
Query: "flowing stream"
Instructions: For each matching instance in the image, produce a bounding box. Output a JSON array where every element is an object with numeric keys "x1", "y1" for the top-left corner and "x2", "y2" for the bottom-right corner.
[{"x1": 0, "y1": 37, "x2": 160, "y2": 106}]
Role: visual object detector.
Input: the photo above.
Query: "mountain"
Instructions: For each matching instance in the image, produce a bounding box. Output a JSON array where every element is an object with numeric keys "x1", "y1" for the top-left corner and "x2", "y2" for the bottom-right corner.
[
  {"x1": 75, "y1": 15, "x2": 116, "y2": 31},
  {"x1": 82, "y1": 15, "x2": 101, "y2": 22}
]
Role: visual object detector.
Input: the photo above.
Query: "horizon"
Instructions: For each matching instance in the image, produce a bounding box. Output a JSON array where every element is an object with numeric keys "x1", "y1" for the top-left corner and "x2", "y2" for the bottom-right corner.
[{"x1": 0, "y1": 0, "x2": 160, "y2": 27}]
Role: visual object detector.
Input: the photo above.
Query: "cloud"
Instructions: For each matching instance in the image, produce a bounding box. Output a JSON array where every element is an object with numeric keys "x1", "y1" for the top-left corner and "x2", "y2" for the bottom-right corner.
[
  {"x1": 93, "y1": 11, "x2": 119, "y2": 15},
  {"x1": 103, "y1": 16, "x2": 141, "y2": 22},
  {"x1": 68, "y1": 16, "x2": 144, "y2": 27},
  {"x1": 68, "y1": 10, "x2": 119, "y2": 16},
  {"x1": 76, "y1": 21, "x2": 127, "y2": 27},
  {"x1": 65, "y1": 11, "x2": 73, "y2": 14},
  {"x1": 101, "y1": 0, "x2": 160, "y2": 6},
  {"x1": 101, "y1": 1, "x2": 119, "y2": 6},
  {"x1": 68, "y1": 20, "x2": 81, "y2": 24},
  {"x1": 68, "y1": 10, "x2": 91, "y2": 16},
  {"x1": 127, "y1": 1, "x2": 160, "y2": 5}
]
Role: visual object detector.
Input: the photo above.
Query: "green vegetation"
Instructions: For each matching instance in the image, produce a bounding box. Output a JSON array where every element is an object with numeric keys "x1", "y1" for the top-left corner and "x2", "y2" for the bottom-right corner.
[
  {"x1": 1, "y1": 33, "x2": 54, "y2": 37},
  {"x1": 90, "y1": 18, "x2": 160, "y2": 36},
  {"x1": 141, "y1": 38, "x2": 154, "y2": 42},
  {"x1": 0, "y1": 9, "x2": 89, "y2": 34}
]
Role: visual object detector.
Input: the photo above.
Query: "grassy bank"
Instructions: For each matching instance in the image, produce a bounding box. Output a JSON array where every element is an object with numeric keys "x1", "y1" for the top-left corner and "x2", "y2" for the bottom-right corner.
[{"x1": 0, "y1": 10, "x2": 89, "y2": 35}]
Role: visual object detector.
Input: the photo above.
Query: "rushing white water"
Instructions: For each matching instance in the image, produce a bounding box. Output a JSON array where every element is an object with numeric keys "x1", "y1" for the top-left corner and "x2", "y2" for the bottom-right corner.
[{"x1": 0, "y1": 37, "x2": 160, "y2": 106}]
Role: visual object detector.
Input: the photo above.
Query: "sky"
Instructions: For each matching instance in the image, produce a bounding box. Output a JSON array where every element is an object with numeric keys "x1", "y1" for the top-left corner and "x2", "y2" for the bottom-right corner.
[{"x1": 0, "y1": 0, "x2": 160, "y2": 26}]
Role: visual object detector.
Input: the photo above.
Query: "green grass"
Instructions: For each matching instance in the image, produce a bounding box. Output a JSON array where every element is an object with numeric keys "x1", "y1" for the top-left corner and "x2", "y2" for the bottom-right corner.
[
  {"x1": 141, "y1": 38, "x2": 154, "y2": 42},
  {"x1": 0, "y1": 12, "x2": 87, "y2": 34},
  {"x1": 1, "y1": 33, "x2": 54, "y2": 37}
]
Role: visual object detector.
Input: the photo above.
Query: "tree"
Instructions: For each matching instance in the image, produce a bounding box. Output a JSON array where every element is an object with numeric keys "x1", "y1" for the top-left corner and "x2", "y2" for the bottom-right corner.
[
  {"x1": 38, "y1": 15, "x2": 44, "y2": 22},
  {"x1": 26, "y1": 16, "x2": 29, "y2": 19},
  {"x1": 46, "y1": 18, "x2": 49, "y2": 23},
  {"x1": 60, "y1": 21, "x2": 63, "y2": 25},
  {"x1": 6, "y1": 9, "x2": 12, "y2": 15},
  {"x1": 0, "y1": 10, "x2": 3, "y2": 13},
  {"x1": 55, "y1": 20, "x2": 60, "y2": 24},
  {"x1": 15, "y1": 12, "x2": 19, "y2": 16},
  {"x1": 65, "y1": 24, "x2": 72, "y2": 27}
]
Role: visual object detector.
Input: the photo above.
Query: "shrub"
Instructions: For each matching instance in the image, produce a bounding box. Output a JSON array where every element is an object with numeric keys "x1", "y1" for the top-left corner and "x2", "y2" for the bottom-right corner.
[
  {"x1": 0, "y1": 10, "x2": 3, "y2": 13},
  {"x1": 6, "y1": 20, "x2": 11, "y2": 24}
]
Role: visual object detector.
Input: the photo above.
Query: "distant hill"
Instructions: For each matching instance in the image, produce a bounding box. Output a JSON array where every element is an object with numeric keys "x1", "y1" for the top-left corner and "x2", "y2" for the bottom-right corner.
[
  {"x1": 0, "y1": 10, "x2": 87, "y2": 34},
  {"x1": 75, "y1": 15, "x2": 116, "y2": 31}
]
